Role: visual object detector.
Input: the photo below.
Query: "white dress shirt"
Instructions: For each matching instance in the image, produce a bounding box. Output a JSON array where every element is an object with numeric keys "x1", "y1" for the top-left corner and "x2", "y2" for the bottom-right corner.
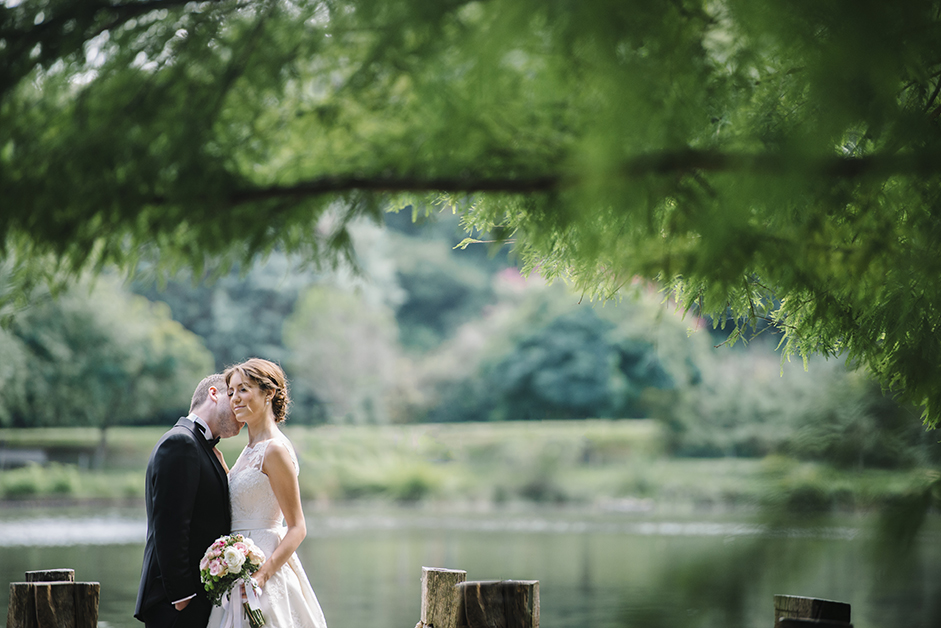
[{"x1": 185, "y1": 413, "x2": 214, "y2": 440}]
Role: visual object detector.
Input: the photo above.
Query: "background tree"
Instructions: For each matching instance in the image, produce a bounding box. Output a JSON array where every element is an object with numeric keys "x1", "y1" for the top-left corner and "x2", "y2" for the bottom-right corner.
[
  {"x1": 0, "y1": 274, "x2": 213, "y2": 453},
  {"x1": 655, "y1": 349, "x2": 941, "y2": 467},
  {"x1": 5, "y1": 0, "x2": 941, "y2": 425},
  {"x1": 419, "y1": 280, "x2": 703, "y2": 423},
  {"x1": 130, "y1": 252, "x2": 323, "y2": 370},
  {"x1": 284, "y1": 284, "x2": 402, "y2": 424},
  {"x1": 389, "y1": 234, "x2": 497, "y2": 352}
]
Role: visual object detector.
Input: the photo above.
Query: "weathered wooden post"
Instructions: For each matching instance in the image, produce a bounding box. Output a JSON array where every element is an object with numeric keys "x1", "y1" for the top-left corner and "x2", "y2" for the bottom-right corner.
[
  {"x1": 418, "y1": 567, "x2": 467, "y2": 628},
  {"x1": 418, "y1": 567, "x2": 539, "y2": 628},
  {"x1": 6, "y1": 568, "x2": 100, "y2": 628},
  {"x1": 774, "y1": 595, "x2": 851, "y2": 628},
  {"x1": 457, "y1": 579, "x2": 539, "y2": 628}
]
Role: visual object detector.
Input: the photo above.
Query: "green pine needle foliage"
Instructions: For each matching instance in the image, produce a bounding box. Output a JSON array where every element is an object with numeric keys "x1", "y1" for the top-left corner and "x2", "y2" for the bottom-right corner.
[{"x1": 4, "y1": 0, "x2": 941, "y2": 424}]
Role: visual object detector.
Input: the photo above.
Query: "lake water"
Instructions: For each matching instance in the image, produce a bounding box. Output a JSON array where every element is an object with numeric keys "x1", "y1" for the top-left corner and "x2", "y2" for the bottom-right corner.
[{"x1": 1, "y1": 503, "x2": 939, "y2": 628}]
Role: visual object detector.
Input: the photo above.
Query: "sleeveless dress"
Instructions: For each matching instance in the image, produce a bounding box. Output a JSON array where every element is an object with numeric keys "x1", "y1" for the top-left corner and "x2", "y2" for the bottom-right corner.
[{"x1": 209, "y1": 436, "x2": 328, "y2": 628}]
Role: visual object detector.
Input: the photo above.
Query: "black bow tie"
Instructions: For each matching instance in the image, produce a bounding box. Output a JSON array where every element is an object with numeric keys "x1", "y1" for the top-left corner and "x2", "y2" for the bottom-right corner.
[{"x1": 208, "y1": 436, "x2": 221, "y2": 448}]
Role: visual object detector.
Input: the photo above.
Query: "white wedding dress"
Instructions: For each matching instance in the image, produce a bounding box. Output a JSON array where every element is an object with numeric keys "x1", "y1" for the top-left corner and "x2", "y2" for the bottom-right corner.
[{"x1": 209, "y1": 435, "x2": 328, "y2": 628}]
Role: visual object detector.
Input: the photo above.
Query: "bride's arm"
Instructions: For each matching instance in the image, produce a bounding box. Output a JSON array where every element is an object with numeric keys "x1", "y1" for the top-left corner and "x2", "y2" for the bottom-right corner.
[{"x1": 253, "y1": 440, "x2": 307, "y2": 589}]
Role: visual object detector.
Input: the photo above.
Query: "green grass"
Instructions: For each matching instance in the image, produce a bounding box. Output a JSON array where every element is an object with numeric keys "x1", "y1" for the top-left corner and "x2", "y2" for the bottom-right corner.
[{"x1": 1, "y1": 421, "x2": 936, "y2": 512}]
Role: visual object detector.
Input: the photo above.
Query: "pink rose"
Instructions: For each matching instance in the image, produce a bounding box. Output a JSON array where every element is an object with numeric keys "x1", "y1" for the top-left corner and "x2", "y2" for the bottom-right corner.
[{"x1": 209, "y1": 558, "x2": 226, "y2": 577}]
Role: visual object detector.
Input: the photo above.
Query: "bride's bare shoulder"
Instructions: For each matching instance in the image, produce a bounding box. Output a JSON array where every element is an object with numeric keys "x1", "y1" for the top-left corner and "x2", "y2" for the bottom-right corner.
[{"x1": 261, "y1": 437, "x2": 298, "y2": 475}]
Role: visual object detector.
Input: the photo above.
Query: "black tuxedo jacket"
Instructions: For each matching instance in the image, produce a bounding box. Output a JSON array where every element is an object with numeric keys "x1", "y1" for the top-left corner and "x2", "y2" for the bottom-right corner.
[{"x1": 135, "y1": 418, "x2": 230, "y2": 626}]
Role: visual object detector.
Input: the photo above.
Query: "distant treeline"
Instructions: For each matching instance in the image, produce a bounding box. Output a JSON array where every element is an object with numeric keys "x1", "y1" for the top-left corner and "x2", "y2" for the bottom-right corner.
[{"x1": 2, "y1": 213, "x2": 937, "y2": 470}]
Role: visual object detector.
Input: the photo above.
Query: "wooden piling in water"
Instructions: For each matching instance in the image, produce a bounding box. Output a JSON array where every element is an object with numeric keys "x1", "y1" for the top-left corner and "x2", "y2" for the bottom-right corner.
[
  {"x1": 420, "y1": 567, "x2": 467, "y2": 628},
  {"x1": 457, "y1": 579, "x2": 539, "y2": 628},
  {"x1": 418, "y1": 566, "x2": 539, "y2": 628},
  {"x1": 774, "y1": 594, "x2": 852, "y2": 628},
  {"x1": 6, "y1": 568, "x2": 99, "y2": 628}
]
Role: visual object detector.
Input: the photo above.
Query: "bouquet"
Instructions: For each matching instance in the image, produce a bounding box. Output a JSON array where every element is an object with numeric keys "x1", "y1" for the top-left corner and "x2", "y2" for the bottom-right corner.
[{"x1": 200, "y1": 534, "x2": 267, "y2": 628}]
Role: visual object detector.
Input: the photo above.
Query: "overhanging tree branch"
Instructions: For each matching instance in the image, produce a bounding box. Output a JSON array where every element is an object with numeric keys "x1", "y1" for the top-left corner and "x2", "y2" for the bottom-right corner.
[
  {"x1": 222, "y1": 150, "x2": 941, "y2": 206},
  {"x1": 225, "y1": 174, "x2": 562, "y2": 204}
]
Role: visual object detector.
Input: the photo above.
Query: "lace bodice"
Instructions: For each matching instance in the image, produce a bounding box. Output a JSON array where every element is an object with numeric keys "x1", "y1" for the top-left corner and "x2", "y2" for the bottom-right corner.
[
  {"x1": 228, "y1": 436, "x2": 299, "y2": 530},
  {"x1": 209, "y1": 433, "x2": 328, "y2": 628}
]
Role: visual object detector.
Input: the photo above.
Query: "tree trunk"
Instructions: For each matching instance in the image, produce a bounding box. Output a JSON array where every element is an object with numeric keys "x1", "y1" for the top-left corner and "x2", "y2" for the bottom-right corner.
[{"x1": 94, "y1": 425, "x2": 108, "y2": 470}]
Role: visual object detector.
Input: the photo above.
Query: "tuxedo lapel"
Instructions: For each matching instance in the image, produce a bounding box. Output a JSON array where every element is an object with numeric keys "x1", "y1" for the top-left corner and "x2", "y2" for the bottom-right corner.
[
  {"x1": 177, "y1": 418, "x2": 229, "y2": 498},
  {"x1": 193, "y1": 424, "x2": 229, "y2": 493},
  {"x1": 204, "y1": 439, "x2": 230, "y2": 505}
]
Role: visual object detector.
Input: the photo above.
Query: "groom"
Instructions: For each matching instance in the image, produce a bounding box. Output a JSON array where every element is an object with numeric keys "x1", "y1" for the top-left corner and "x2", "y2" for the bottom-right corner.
[{"x1": 135, "y1": 373, "x2": 242, "y2": 628}]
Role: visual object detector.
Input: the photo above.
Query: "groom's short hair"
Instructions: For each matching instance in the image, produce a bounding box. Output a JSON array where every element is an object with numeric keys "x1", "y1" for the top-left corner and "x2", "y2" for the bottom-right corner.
[{"x1": 190, "y1": 373, "x2": 226, "y2": 412}]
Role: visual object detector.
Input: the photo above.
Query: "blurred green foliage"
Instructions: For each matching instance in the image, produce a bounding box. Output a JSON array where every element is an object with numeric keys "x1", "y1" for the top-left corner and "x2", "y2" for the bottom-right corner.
[
  {"x1": 130, "y1": 254, "x2": 321, "y2": 371},
  {"x1": 390, "y1": 234, "x2": 496, "y2": 352},
  {"x1": 0, "y1": 274, "x2": 212, "y2": 430},
  {"x1": 0, "y1": 462, "x2": 143, "y2": 500},
  {"x1": 655, "y1": 348, "x2": 941, "y2": 469},
  {"x1": 6, "y1": 220, "x2": 934, "y2": 485},
  {"x1": 5, "y1": 0, "x2": 941, "y2": 426},
  {"x1": 285, "y1": 284, "x2": 401, "y2": 424},
  {"x1": 3, "y1": 422, "x2": 936, "y2": 515},
  {"x1": 125, "y1": 214, "x2": 502, "y2": 424},
  {"x1": 421, "y1": 284, "x2": 700, "y2": 422}
]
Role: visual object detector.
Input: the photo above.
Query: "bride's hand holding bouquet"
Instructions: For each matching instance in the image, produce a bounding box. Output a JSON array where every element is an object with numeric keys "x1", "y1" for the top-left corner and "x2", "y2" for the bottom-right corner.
[{"x1": 200, "y1": 534, "x2": 267, "y2": 628}]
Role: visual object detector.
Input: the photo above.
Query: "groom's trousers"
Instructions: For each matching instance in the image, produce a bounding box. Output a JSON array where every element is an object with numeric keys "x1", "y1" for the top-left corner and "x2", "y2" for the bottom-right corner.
[{"x1": 141, "y1": 596, "x2": 212, "y2": 628}]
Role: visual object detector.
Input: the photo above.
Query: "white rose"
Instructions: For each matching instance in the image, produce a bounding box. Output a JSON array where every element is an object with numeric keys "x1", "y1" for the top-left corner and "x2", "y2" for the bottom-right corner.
[{"x1": 224, "y1": 546, "x2": 246, "y2": 572}]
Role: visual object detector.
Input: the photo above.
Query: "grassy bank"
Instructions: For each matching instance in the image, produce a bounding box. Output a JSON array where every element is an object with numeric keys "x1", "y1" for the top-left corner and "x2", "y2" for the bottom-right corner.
[{"x1": 1, "y1": 421, "x2": 937, "y2": 512}]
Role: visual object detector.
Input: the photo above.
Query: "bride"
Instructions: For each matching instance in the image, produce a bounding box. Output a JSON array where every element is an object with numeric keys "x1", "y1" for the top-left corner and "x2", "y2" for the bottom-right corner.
[{"x1": 210, "y1": 357, "x2": 328, "y2": 628}]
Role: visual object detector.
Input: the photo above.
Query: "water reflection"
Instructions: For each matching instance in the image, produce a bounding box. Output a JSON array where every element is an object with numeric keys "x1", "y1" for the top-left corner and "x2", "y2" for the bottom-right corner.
[
  {"x1": 0, "y1": 516, "x2": 144, "y2": 546},
  {"x1": 0, "y1": 511, "x2": 865, "y2": 548},
  {"x1": 0, "y1": 506, "x2": 939, "y2": 628}
]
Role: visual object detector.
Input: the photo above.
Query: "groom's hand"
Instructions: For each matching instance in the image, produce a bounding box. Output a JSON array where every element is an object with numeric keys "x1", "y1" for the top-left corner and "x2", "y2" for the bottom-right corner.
[{"x1": 174, "y1": 599, "x2": 191, "y2": 611}]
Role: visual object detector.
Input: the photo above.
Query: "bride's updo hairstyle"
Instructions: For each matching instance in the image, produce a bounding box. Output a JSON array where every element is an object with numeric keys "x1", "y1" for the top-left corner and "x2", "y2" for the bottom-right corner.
[{"x1": 225, "y1": 358, "x2": 291, "y2": 423}]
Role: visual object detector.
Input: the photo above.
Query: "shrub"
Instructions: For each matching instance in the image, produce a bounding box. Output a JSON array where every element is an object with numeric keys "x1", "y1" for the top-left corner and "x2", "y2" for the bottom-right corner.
[
  {"x1": 387, "y1": 467, "x2": 439, "y2": 503},
  {"x1": 425, "y1": 286, "x2": 700, "y2": 424},
  {"x1": 654, "y1": 350, "x2": 940, "y2": 469},
  {"x1": 48, "y1": 464, "x2": 80, "y2": 495},
  {"x1": 1, "y1": 463, "x2": 46, "y2": 498}
]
